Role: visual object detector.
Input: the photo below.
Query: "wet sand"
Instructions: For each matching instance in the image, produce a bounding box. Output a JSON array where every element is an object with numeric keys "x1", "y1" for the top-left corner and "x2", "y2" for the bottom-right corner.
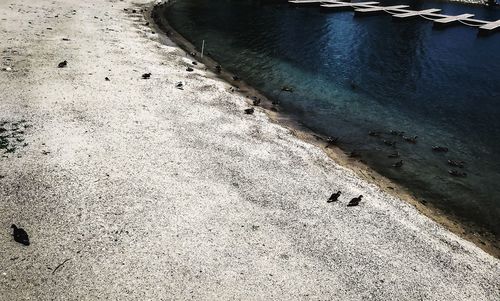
[{"x1": 0, "y1": 0, "x2": 499, "y2": 300}]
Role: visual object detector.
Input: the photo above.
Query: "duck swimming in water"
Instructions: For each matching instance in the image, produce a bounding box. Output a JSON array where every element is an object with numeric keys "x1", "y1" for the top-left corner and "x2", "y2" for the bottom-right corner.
[
  {"x1": 368, "y1": 131, "x2": 382, "y2": 137},
  {"x1": 432, "y1": 146, "x2": 448, "y2": 152},
  {"x1": 326, "y1": 136, "x2": 339, "y2": 146},
  {"x1": 403, "y1": 136, "x2": 418, "y2": 144},
  {"x1": 393, "y1": 160, "x2": 403, "y2": 168},
  {"x1": 327, "y1": 191, "x2": 341, "y2": 203},
  {"x1": 390, "y1": 130, "x2": 405, "y2": 136},
  {"x1": 449, "y1": 170, "x2": 466, "y2": 177},
  {"x1": 11, "y1": 224, "x2": 29, "y2": 246},
  {"x1": 349, "y1": 151, "x2": 361, "y2": 158},
  {"x1": 388, "y1": 152, "x2": 400, "y2": 158},
  {"x1": 383, "y1": 140, "x2": 396, "y2": 147},
  {"x1": 447, "y1": 160, "x2": 464, "y2": 168},
  {"x1": 347, "y1": 195, "x2": 363, "y2": 207}
]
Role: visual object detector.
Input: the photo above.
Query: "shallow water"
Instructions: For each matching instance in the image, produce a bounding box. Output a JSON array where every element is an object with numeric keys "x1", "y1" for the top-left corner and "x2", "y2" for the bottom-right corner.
[{"x1": 164, "y1": 0, "x2": 500, "y2": 238}]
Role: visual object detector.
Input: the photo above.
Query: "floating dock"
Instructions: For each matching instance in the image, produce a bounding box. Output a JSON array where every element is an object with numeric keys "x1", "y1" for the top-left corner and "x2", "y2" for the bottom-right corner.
[
  {"x1": 288, "y1": 0, "x2": 500, "y2": 35},
  {"x1": 320, "y1": 2, "x2": 379, "y2": 11},
  {"x1": 392, "y1": 9, "x2": 441, "y2": 20}
]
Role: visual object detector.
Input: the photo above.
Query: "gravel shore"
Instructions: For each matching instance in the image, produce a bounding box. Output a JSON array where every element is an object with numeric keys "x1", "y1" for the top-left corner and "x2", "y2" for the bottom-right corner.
[{"x1": 0, "y1": 0, "x2": 499, "y2": 300}]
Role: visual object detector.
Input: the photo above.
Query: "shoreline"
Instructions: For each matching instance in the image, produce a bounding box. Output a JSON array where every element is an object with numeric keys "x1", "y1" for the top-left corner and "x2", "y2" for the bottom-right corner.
[{"x1": 150, "y1": 0, "x2": 499, "y2": 258}]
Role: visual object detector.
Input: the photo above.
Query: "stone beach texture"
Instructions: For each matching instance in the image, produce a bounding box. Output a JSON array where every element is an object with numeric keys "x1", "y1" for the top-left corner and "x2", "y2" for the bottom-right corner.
[{"x1": 0, "y1": 0, "x2": 499, "y2": 300}]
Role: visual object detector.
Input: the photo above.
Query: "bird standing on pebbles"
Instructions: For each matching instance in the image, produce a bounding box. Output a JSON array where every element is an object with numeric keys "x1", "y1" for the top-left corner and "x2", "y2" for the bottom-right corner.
[
  {"x1": 11, "y1": 224, "x2": 30, "y2": 246},
  {"x1": 58, "y1": 60, "x2": 67, "y2": 68},
  {"x1": 328, "y1": 191, "x2": 341, "y2": 203},
  {"x1": 347, "y1": 195, "x2": 363, "y2": 207}
]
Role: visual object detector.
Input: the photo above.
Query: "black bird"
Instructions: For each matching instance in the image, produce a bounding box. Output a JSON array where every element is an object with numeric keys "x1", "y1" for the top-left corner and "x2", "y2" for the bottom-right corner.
[
  {"x1": 105, "y1": 77, "x2": 110, "y2": 81},
  {"x1": 349, "y1": 151, "x2": 361, "y2": 158},
  {"x1": 448, "y1": 160, "x2": 465, "y2": 168},
  {"x1": 58, "y1": 60, "x2": 67, "y2": 68},
  {"x1": 175, "y1": 81, "x2": 184, "y2": 89},
  {"x1": 232, "y1": 75, "x2": 240, "y2": 81},
  {"x1": 393, "y1": 160, "x2": 403, "y2": 168},
  {"x1": 142, "y1": 73, "x2": 151, "y2": 79},
  {"x1": 432, "y1": 146, "x2": 448, "y2": 152},
  {"x1": 244, "y1": 108, "x2": 254, "y2": 114},
  {"x1": 388, "y1": 152, "x2": 400, "y2": 158},
  {"x1": 186, "y1": 67, "x2": 194, "y2": 72},
  {"x1": 383, "y1": 140, "x2": 396, "y2": 147},
  {"x1": 368, "y1": 131, "x2": 381, "y2": 137},
  {"x1": 326, "y1": 136, "x2": 339, "y2": 146},
  {"x1": 11, "y1": 224, "x2": 29, "y2": 246},
  {"x1": 215, "y1": 65, "x2": 222, "y2": 74},
  {"x1": 449, "y1": 170, "x2": 467, "y2": 177},
  {"x1": 281, "y1": 86, "x2": 294, "y2": 92},
  {"x1": 389, "y1": 130, "x2": 404, "y2": 136},
  {"x1": 347, "y1": 195, "x2": 363, "y2": 207},
  {"x1": 253, "y1": 98, "x2": 261, "y2": 106},
  {"x1": 192, "y1": 61, "x2": 198, "y2": 65},
  {"x1": 328, "y1": 191, "x2": 341, "y2": 203},
  {"x1": 403, "y1": 136, "x2": 418, "y2": 143}
]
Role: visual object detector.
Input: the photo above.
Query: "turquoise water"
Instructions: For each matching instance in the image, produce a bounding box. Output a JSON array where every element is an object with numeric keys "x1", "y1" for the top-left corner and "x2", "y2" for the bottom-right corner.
[{"x1": 162, "y1": 0, "x2": 500, "y2": 239}]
